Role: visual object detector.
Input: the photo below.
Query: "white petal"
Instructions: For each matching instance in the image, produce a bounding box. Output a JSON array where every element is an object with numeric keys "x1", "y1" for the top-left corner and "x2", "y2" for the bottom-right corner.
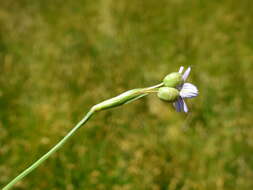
[
  {"x1": 182, "y1": 99, "x2": 188, "y2": 113},
  {"x1": 173, "y1": 97, "x2": 184, "y2": 112},
  {"x1": 180, "y1": 83, "x2": 198, "y2": 98},
  {"x1": 178, "y1": 66, "x2": 184, "y2": 74},
  {"x1": 182, "y1": 67, "x2": 191, "y2": 81},
  {"x1": 182, "y1": 83, "x2": 198, "y2": 91}
]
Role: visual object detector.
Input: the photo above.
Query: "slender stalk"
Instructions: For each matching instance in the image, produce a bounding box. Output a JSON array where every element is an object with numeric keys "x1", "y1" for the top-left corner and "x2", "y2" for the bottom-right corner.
[
  {"x1": 3, "y1": 82, "x2": 164, "y2": 190},
  {"x1": 145, "y1": 82, "x2": 164, "y2": 90},
  {"x1": 3, "y1": 109, "x2": 95, "y2": 190}
]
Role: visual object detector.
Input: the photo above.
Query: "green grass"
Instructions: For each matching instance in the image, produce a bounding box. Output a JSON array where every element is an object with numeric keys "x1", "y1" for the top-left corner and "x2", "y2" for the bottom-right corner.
[{"x1": 1, "y1": 0, "x2": 253, "y2": 189}]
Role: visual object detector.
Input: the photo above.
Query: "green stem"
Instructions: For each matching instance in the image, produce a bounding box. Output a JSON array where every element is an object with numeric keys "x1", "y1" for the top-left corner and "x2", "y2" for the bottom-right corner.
[
  {"x1": 3, "y1": 109, "x2": 95, "y2": 190},
  {"x1": 3, "y1": 82, "x2": 164, "y2": 190}
]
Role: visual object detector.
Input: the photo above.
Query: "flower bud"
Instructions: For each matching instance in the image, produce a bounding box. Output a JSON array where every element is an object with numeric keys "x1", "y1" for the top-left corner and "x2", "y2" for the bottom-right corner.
[
  {"x1": 157, "y1": 87, "x2": 179, "y2": 102},
  {"x1": 163, "y1": 72, "x2": 183, "y2": 87}
]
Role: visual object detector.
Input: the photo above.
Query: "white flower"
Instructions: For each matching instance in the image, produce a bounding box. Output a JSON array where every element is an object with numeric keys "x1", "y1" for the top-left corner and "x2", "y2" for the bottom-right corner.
[{"x1": 173, "y1": 66, "x2": 198, "y2": 113}]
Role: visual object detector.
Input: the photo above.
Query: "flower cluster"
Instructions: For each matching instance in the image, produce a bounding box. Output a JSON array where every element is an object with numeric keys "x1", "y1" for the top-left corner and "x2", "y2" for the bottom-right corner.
[{"x1": 157, "y1": 66, "x2": 198, "y2": 113}]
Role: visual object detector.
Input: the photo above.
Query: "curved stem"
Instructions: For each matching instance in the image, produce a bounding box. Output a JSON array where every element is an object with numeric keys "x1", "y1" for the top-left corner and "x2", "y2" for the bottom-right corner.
[{"x1": 3, "y1": 109, "x2": 95, "y2": 190}]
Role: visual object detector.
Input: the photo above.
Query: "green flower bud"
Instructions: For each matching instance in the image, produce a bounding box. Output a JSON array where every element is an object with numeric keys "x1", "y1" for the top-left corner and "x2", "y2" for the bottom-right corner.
[
  {"x1": 157, "y1": 87, "x2": 179, "y2": 102},
  {"x1": 163, "y1": 72, "x2": 183, "y2": 87}
]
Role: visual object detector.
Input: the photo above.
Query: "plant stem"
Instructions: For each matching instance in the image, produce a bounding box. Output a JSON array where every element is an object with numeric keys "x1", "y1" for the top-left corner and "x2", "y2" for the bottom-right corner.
[
  {"x1": 145, "y1": 82, "x2": 164, "y2": 90},
  {"x1": 3, "y1": 82, "x2": 163, "y2": 190},
  {"x1": 3, "y1": 109, "x2": 95, "y2": 190}
]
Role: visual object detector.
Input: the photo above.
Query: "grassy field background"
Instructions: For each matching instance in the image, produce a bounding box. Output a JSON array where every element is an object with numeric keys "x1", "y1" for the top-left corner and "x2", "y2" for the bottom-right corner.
[{"x1": 1, "y1": 0, "x2": 253, "y2": 189}]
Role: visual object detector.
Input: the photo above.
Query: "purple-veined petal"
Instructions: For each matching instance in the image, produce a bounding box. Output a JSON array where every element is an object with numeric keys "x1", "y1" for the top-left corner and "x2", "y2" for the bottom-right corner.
[
  {"x1": 180, "y1": 83, "x2": 198, "y2": 98},
  {"x1": 173, "y1": 97, "x2": 184, "y2": 112},
  {"x1": 182, "y1": 67, "x2": 191, "y2": 81},
  {"x1": 178, "y1": 66, "x2": 184, "y2": 74}
]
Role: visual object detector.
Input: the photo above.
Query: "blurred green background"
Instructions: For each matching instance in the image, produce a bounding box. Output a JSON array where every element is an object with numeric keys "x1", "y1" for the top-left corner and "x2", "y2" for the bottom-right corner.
[{"x1": 1, "y1": 0, "x2": 253, "y2": 189}]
